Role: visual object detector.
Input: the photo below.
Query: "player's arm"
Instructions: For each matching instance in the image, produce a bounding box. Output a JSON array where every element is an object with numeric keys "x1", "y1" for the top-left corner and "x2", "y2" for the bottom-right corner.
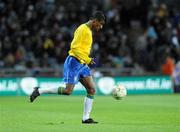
[
  {"x1": 80, "y1": 28, "x2": 93, "y2": 64},
  {"x1": 72, "y1": 26, "x2": 92, "y2": 64}
]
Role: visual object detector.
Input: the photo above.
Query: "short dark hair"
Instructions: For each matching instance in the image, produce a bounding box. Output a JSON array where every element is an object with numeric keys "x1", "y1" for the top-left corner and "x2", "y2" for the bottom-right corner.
[{"x1": 91, "y1": 11, "x2": 105, "y2": 22}]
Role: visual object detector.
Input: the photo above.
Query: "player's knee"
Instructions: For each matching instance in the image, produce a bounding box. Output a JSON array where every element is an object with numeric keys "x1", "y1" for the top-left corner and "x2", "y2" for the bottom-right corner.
[{"x1": 88, "y1": 88, "x2": 96, "y2": 95}]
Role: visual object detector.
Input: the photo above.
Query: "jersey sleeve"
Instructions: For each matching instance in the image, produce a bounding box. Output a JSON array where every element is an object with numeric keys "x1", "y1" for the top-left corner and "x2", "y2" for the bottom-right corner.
[{"x1": 70, "y1": 26, "x2": 92, "y2": 64}]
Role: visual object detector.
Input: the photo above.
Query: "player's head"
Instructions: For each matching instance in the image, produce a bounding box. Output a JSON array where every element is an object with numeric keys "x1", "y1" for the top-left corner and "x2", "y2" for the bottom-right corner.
[{"x1": 90, "y1": 11, "x2": 105, "y2": 31}]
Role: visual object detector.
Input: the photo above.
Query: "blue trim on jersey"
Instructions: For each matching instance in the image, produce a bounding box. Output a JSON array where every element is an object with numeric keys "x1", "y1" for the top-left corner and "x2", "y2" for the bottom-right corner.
[{"x1": 63, "y1": 56, "x2": 91, "y2": 84}]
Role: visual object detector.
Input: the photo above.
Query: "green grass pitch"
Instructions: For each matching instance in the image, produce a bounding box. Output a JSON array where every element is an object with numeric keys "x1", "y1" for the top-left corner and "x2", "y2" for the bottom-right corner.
[{"x1": 0, "y1": 94, "x2": 180, "y2": 132}]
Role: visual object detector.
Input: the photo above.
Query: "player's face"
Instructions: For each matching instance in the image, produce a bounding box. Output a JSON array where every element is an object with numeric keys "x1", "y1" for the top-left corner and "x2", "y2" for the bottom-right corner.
[{"x1": 93, "y1": 20, "x2": 105, "y2": 31}]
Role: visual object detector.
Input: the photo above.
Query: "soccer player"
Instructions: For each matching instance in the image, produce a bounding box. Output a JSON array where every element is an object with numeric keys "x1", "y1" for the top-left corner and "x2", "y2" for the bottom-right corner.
[{"x1": 30, "y1": 11, "x2": 105, "y2": 124}]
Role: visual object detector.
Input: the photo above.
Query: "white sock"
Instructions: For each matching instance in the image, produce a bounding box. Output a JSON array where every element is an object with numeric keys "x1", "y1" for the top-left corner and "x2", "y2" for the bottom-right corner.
[
  {"x1": 38, "y1": 87, "x2": 59, "y2": 94},
  {"x1": 82, "y1": 96, "x2": 94, "y2": 121}
]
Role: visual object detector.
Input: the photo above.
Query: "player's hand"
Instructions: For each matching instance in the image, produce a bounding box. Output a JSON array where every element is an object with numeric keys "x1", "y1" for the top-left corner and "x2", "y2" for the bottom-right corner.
[{"x1": 90, "y1": 58, "x2": 96, "y2": 65}]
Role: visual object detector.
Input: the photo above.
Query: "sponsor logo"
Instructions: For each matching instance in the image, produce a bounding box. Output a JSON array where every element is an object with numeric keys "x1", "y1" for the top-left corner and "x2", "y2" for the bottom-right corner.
[
  {"x1": 20, "y1": 77, "x2": 38, "y2": 95},
  {"x1": 97, "y1": 77, "x2": 115, "y2": 94}
]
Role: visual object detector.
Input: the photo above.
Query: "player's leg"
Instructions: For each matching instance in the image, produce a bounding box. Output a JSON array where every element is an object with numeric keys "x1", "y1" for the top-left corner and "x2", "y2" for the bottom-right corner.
[
  {"x1": 30, "y1": 56, "x2": 77, "y2": 102},
  {"x1": 80, "y1": 76, "x2": 98, "y2": 124},
  {"x1": 37, "y1": 83, "x2": 75, "y2": 95},
  {"x1": 30, "y1": 84, "x2": 75, "y2": 102},
  {"x1": 58, "y1": 84, "x2": 75, "y2": 95}
]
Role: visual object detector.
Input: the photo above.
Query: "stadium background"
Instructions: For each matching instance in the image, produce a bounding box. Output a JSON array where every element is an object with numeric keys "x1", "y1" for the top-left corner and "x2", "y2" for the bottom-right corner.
[
  {"x1": 0, "y1": 0, "x2": 180, "y2": 132},
  {"x1": 0, "y1": 0, "x2": 180, "y2": 93}
]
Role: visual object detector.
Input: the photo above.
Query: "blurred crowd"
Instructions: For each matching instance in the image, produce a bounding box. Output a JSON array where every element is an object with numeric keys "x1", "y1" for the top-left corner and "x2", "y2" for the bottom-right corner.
[{"x1": 0, "y1": 0, "x2": 180, "y2": 76}]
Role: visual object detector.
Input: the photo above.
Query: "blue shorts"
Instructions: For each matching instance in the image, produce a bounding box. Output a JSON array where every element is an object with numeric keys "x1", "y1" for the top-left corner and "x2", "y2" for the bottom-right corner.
[{"x1": 63, "y1": 56, "x2": 91, "y2": 84}]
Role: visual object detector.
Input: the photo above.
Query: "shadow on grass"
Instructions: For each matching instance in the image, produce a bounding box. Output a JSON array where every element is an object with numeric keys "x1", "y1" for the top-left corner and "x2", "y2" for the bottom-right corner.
[{"x1": 45, "y1": 122, "x2": 65, "y2": 125}]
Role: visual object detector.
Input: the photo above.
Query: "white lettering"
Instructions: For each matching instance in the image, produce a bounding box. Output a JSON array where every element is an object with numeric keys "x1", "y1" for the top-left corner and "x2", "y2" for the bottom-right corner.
[
  {"x1": 145, "y1": 79, "x2": 160, "y2": 89},
  {"x1": 0, "y1": 80, "x2": 18, "y2": 91}
]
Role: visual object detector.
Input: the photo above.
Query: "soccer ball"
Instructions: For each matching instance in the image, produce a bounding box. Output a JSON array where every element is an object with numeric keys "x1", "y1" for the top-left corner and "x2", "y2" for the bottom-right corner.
[{"x1": 112, "y1": 84, "x2": 127, "y2": 100}]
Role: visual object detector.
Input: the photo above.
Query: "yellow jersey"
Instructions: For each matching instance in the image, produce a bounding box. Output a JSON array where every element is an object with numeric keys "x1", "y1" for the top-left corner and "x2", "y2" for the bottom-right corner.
[{"x1": 69, "y1": 23, "x2": 92, "y2": 64}]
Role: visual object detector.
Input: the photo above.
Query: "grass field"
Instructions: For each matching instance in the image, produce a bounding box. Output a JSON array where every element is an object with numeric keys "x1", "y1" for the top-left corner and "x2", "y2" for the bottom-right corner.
[{"x1": 0, "y1": 94, "x2": 180, "y2": 132}]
